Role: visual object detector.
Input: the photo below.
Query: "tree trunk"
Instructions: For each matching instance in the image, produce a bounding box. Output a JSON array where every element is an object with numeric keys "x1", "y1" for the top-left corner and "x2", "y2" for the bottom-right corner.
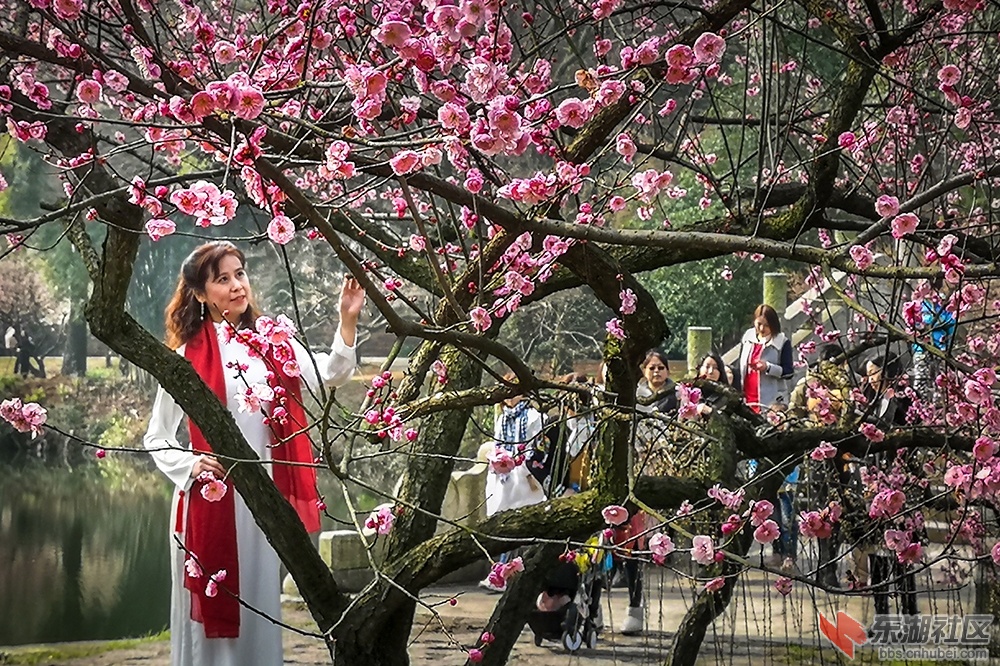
[
  {"x1": 666, "y1": 416, "x2": 786, "y2": 666},
  {"x1": 667, "y1": 557, "x2": 743, "y2": 666},
  {"x1": 469, "y1": 543, "x2": 564, "y2": 666},
  {"x1": 61, "y1": 300, "x2": 88, "y2": 376},
  {"x1": 332, "y1": 346, "x2": 482, "y2": 666}
]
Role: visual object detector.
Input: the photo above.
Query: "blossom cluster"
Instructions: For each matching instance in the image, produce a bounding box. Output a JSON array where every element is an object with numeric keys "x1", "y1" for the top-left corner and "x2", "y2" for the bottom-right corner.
[
  {"x1": 365, "y1": 504, "x2": 395, "y2": 536},
  {"x1": 0, "y1": 398, "x2": 47, "y2": 437},
  {"x1": 483, "y1": 556, "x2": 524, "y2": 591}
]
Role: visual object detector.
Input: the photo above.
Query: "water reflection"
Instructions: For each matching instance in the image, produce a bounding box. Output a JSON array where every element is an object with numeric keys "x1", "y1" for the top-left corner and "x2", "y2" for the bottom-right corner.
[
  {"x1": 0, "y1": 454, "x2": 172, "y2": 645},
  {"x1": 0, "y1": 438, "x2": 356, "y2": 646}
]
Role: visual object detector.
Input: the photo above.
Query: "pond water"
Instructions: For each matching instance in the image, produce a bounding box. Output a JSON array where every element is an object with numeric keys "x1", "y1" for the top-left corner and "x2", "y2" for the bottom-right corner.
[
  {"x1": 0, "y1": 454, "x2": 172, "y2": 646},
  {"x1": 0, "y1": 438, "x2": 355, "y2": 647}
]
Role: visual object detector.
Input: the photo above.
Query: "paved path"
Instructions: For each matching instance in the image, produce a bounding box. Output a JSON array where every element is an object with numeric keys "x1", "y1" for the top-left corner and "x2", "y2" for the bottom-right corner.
[{"x1": 3, "y1": 542, "x2": 984, "y2": 665}]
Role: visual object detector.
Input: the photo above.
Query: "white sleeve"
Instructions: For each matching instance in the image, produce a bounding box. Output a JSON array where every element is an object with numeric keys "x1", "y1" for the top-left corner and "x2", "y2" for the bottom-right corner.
[
  {"x1": 143, "y1": 385, "x2": 197, "y2": 493},
  {"x1": 291, "y1": 331, "x2": 357, "y2": 392}
]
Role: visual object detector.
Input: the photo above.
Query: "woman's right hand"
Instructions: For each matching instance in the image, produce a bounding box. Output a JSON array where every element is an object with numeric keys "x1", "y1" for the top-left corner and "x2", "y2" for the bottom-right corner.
[{"x1": 191, "y1": 455, "x2": 226, "y2": 478}]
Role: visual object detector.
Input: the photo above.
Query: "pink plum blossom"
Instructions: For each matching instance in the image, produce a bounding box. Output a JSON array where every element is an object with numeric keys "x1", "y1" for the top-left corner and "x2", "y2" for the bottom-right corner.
[
  {"x1": 774, "y1": 577, "x2": 793, "y2": 596},
  {"x1": 665, "y1": 44, "x2": 694, "y2": 67},
  {"x1": 810, "y1": 441, "x2": 837, "y2": 461},
  {"x1": 487, "y1": 447, "x2": 517, "y2": 475},
  {"x1": 849, "y1": 245, "x2": 874, "y2": 270},
  {"x1": 750, "y1": 500, "x2": 774, "y2": 526},
  {"x1": 554, "y1": 98, "x2": 589, "y2": 128},
  {"x1": 869, "y1": 489, "x2": 906, "y2": 519},
  {"x1": 937, "y1": 64, "x2": 962, "y2": 86},
  {"x1": 875, "y1": 195, "x2": 900, "y2": 218},
  {"x1": 964, "y1": 380, "x2": 991, "y2": 405},
  {"x1": 365, "y1": 504, "x2": 395, "y2": 535},
  {"x1": 704, "y1": 576, "x2": 725, "y2": 592},
  {"x1": 431, "y1": 359, "x2": 449, "y2": 384},
  {"x1": 837, "y1": 132, "x2": 855, "y2": 148},
  {"x1": 76, "y1": 79, "x2": 102, "y2": 104},
  {"x1": 601, "y1": 504, "x2": 629, "y2": 525},
  {"x1": 955, "y1": 107, "x2": 972, "y2": 129},
  {"x1": 690, "y1": 535, "x2": 715, "y2": 565},
  {"x1": 470, "y1": 306, "x2": 492, "y2": 332},
  {"x1": 799, "y1": 505, "x2": 839, "y2": 539},
  {"x1": 890, "y1": 213, "x2": 919, "y2": 239},
  {"x1": 52, "y1": 0, "x2": 82, "y2": 20},
  {"x1": 616, "y1": 133, "x2": 637, "y2": 163},
  {"x1": 859, "y1": 422, "x2": 885, "y2": 442},
  {"x1": 974, "y1": 436, "x2": 997, "y2": 462},
  {"x1": 754, "y1": 520, "x2": 780, "y2": 544},
  {"x1": 185, "y1": 557, "x2": 203, "y2": 578},
  {"x1": 0, "y1": 398, "x2": 47, "y2": 436},
  {"x1": 618, "y1": 288, "x2": 637, "y2": 314},
  {"x1": 145, "y1": 218, "x2": 176, "y2": 241},
  {"x1": 234, "y1": 88, "x2": 265, "y2": 120},
  {"x1": 389, "y1": 150, "x2": 422, "y2": 175},
  {"x1": 707, "y1": 484, "x2": 745, "y2": 510},
  {"x1": 897, "y1": 542, "x2": 922, "y2": 565},
  {"x1": 200, "y1": 477, "x2": 228, "y2": 502},
  {"x1": 649, "y1": 533, "x2": 675, "y2": 564},
  {"x1": 720, "y1": 514, "x2": 742, "y2": 536},
  {"x1": 267, "y1": 215, "x2": 295, "y2": 245},
  {"x1": 605, "y1": 317, "x2": 625, "y2": 340},
  {"x1": 693, "y1": 33, "x2": 725, "y2": 64},
  {"x1": 205, "y1": 569, "x2": 227, "y2": 597}
]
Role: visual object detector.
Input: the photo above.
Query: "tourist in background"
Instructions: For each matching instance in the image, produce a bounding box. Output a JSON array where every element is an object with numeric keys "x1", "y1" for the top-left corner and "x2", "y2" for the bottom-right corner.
[
  {"x1": 736, "y1": 304, "x2": 794, "y2": 412},
  {"x1": 695, "y1": 351, "x2": 731, "y2": 418}
]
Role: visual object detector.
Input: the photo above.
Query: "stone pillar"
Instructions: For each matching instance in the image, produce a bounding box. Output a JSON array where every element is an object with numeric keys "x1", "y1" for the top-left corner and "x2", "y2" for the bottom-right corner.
[
  {"x1": 763, "y1": 273, "x2": 788, "y2": 314},
  {"x1": 687, "y1": 326, "x2": 713, "y2": 377}
]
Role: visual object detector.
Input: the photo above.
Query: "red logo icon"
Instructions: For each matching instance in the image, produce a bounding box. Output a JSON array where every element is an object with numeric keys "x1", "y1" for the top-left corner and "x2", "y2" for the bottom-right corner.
[{"x1": 818, "y1": 610, "x2": 867, "y2": 659}]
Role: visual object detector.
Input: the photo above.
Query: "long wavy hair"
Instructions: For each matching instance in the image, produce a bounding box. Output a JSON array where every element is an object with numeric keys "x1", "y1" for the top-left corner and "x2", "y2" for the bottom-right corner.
[{"x1": 164, "y1": 241, "x2": 261, "y2": 349}]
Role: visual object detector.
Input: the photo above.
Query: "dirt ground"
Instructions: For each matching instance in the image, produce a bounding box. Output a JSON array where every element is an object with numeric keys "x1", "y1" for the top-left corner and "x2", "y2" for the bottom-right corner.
[{"x1": 1, "y1": 572, "x2": 914, "y2": 666}]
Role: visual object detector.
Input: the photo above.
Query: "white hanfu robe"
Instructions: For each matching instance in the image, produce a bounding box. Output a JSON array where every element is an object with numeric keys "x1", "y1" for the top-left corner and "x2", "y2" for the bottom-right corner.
[{"x1": 144, "y1": 322, "x2": 355, "y2": 666}]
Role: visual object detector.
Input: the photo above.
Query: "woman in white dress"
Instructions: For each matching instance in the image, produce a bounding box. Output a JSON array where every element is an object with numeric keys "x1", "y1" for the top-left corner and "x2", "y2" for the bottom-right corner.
[{"x1": 143, "y1": 241, "x2": 364, "y2": 666}]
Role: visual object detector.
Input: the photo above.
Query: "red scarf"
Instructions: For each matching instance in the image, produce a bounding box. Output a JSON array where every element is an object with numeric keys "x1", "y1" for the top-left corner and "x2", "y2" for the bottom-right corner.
[
  {"x1": 744, "y1": 342, "x2": 763, "y2": 414},
  {"x1": 181, "y1": 318, "x2": 320, "y2": 638}
]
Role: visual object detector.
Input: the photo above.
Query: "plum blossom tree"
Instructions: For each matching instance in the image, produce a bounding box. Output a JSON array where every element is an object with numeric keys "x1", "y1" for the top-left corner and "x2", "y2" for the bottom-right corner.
[{"x1": 4, "y1": 0, "x2": 1000, "y2": 663}]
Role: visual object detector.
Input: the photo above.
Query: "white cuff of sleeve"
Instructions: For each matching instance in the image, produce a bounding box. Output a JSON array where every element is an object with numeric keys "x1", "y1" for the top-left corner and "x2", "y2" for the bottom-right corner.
[{"x1": 332, "y1": 330, "x2": 356, "y2": 356}]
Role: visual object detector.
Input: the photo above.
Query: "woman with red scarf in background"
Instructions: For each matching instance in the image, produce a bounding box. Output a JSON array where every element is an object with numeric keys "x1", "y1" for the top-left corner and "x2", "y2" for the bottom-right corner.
[
  {"x1": 736, "y1": 304, "x2": 794, "y2": 412},
  {"x1": 144, "y1": 242, "x2": 363, "y2": 666}
]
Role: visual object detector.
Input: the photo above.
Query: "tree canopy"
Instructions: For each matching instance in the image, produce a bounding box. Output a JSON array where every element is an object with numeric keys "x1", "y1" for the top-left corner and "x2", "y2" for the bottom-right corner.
[{"x1": 3, "y1": 0, "x2": 1000, "y2": 663}]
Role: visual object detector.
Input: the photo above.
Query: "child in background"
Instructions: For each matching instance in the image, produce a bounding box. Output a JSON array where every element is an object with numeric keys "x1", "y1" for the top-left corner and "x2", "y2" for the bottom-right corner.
[{"x1": 481, "y1": 375, "x2": 547, "y2": 592}]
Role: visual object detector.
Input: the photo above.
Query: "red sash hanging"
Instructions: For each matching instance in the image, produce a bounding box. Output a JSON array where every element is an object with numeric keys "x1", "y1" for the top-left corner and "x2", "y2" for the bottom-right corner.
[{"x1": 182, "y1": 318, "x2": 320, "y2": 638}]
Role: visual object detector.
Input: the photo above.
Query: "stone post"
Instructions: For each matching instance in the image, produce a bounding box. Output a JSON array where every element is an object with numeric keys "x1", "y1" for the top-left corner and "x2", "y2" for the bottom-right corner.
[
  {"x1": 687, "y1": 326, "x2": 713, "y2": 378},
  {"x1": 763, "y1": 273, "x2": 788, "y2": 314}
]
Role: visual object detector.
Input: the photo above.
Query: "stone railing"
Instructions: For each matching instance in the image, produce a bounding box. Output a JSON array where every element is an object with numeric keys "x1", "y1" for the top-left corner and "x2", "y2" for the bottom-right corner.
[{"x1": 284, "y1": 457, "x2": 489, "y2": 597}]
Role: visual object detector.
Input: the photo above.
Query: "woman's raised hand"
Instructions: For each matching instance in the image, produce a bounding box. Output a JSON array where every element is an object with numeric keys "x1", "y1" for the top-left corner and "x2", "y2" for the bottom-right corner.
[
  {"x1": 339, "y1": 275, "x2": 365, "y2": 321},
  {"x1": 338, "y1": 275, "x2": 365, "y2": 347}
]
